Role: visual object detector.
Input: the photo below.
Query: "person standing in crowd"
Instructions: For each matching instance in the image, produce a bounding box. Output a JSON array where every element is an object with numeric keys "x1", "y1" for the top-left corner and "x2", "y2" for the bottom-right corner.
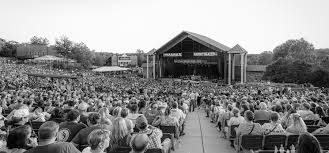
[{"x1": 24, "y1": 121, "x2": 80, "y2": 153}]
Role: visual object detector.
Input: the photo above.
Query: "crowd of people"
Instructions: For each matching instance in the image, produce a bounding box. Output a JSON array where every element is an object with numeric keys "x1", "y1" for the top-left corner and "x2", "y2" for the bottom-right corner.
[{"x1": 0, "y1": 57, "x2": 329, "y2": 153}]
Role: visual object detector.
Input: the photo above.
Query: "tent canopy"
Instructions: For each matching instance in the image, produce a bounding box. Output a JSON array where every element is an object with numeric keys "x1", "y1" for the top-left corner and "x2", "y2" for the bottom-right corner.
[
  {"x1": 33, "y1": 55, "x2": 76, "y2": 63},
  {"x1": 33, "y1": 55, "x2": 64, "y2": 61},
  {"x1": 92, "y1": 66, "x2": 130, "y2": 72}
]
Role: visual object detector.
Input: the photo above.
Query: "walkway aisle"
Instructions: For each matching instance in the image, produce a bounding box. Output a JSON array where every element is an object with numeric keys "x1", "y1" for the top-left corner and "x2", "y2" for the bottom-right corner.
[{"x1": 173, "y1": 109, "x2": 235, "y2": 153}]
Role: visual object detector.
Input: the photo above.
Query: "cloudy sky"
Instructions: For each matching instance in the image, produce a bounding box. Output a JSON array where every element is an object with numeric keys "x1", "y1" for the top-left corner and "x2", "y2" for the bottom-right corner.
[{"x1": 0, "y1": 0, "x2": 328, "y2": 54}]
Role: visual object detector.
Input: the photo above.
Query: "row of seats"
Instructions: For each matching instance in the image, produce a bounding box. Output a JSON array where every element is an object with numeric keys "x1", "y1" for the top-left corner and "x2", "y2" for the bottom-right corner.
[
  {"x1": 27, "y1": 121, "x2": 177, "y2": 153},
  {"x1": 237, "y1": 134, "x2": 329, "y2": 152}
]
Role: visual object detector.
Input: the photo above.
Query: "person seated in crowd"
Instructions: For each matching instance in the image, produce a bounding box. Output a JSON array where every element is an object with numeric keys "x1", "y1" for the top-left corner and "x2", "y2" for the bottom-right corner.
[
  {"x1": 314, "y1": 106, "x2": 327, "y2": 126},
  {"x1": 24, "y1": 121, "x2": 80, "y2": 153},
  {"x1": 111, "y1": 107, "x2": 122, "y2": 122},
  {"x1": 30, "y1": 107, "x2": 49, "y2": 122},
  {"x1": 72, "y1": 113, "x2": 103, "y2": 148},
  {"x1": 134, "y1": 115, "x2": 170, "y2": 151},
  {"x1": 98, "y1": 107, "x2": 113, "y2": 131},
  {"x1": 152, "y1": 107, "x2": 180, "y2": 138},
  {"x1": 297, "y1": 133, "x2": 321, "y2": 153},
  {"x1": 0, "y1": 125, "x2": 37, "y2": 153},
  {"x1": 130, "y1": 133, "x2": 149, "y2": 153},
  {"x1": 8, "y1": 108, "x2": 30, "y2": 129},
  {"x1": 78, "y1": 102, "x2": 89, "y2": 125},
  {"x1": 48, "y1": 108, "x2": 65, "y2": 123},
  {"x1": 286, "y1": 113, "x2": 308, "y2": 135},
  {"x1": 121, "y1": 108, "x2": 133, "y2": 133},
  {"x1": 228, "y1": 108, "x2": 245, "y2": 128},
  {"x1": 254, "y1": 102, "x2": 270, "y2": 121},
  {"x1": 126, "y1": 104, "x2": 141, "y2": 127},
  {"x1": 144, "y1": 103, "x2": 160, "y2": 125},
  {"x1": 109, "y1": 117, "x2": 131, "y2": 153},
  {"x1": 63, "y1": 100, "x2": 77, "y2": 115},
  {"x1": 81, "y1": 129, "x2": 111, "y2": 153},
  {"x1": 236, "y1": 110, "x2": 263, "y2": 138},
  {"x1": 281, "y1": 104, "x2": 296, "y2": 128},
  {"x1": 57, "y1": 110, "x2": 87, "y2": 142},
  {"x1": 262, "y1": 112, "x2": 286, "y2": 135},
  {"x1": 297, "y1": 102, "x2": 316, "y2": 120},
  {"x1": 239, "y1": 104, "x2": 250, "y2": 117}
]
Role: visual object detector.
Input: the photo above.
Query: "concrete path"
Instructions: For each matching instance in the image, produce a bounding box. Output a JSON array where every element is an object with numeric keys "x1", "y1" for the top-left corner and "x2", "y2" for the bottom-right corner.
[{"x1": 173, "y1": 109, "x2": 235, "y2": 153}]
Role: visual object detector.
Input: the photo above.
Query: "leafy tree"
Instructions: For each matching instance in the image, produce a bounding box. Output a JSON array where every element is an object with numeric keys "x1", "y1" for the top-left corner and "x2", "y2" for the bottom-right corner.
[
  {"x1": 136, "y1": 49, "x2": 146, "y2": 67},
  {"x1": 258, "y1": 51, "x2": 273, "y2": 65},
  {"x1": 263, "y1": 57, "x2": 312, "y2": 84},
  {"x1": 71, "y1": 42, "x2": 93, "y2": 68},
  {"x1": 55, "y1": 36, "x2": 74, "y2": 57},
  {"x1": 0, "y1": 41, "x2": 19, "y2": 57},
  {"x1": 247, "y1": 54, "x2": 260, "y2": 65},
  {"x1": 105, "y1": 57, "x2": 112, "y2": 66},
  {"x1": 272, "y1": 38, "x2": 315, "y2": 63},
  {"x1": 29, "y1": 36, "x2": 49, "y2": 45}
]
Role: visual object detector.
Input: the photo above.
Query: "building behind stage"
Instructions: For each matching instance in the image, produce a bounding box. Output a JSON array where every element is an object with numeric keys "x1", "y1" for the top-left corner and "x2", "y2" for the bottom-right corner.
[{"x1": 111, "y1": 54, "x2": 138, "y2": 67}]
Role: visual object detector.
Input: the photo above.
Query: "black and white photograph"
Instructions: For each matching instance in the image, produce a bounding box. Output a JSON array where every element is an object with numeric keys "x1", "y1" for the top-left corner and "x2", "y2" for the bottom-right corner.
[{"x1": 0, "y1": 0, "x2": 329, "y2": 153}]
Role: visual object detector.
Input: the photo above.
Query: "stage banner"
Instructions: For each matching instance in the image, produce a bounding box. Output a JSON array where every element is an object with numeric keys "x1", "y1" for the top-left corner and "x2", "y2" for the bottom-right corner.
[
  {"x1": 174, "y1": 59, "x2": 206, "y2": 64},
  {"x1": 193, "y1": 52, "x2": 217, "y2": 56},
  {"x1": 163, "y1": 53, "x2": 182, "y2": 57}
]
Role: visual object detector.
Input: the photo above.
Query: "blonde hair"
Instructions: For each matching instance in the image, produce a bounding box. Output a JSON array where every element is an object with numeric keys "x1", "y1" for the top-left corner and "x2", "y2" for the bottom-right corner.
[
  {"x1": 88, "y1": 129, "x2": 111, "y2": 150},
  {"x1": 111, "y1": 117, "x2": 129, "y2": 144},
  {"x1": 291, "y1": 113, "x2": 307, "y2": 134},
  {"x1": 113, "y1": 107, "x2": 122, "y2": 117}
]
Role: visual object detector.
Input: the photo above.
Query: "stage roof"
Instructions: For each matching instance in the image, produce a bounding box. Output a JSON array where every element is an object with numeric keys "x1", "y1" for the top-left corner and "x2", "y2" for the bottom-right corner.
[{"x1": 155, "y1": 31, "x2": 231, "y2": 55}]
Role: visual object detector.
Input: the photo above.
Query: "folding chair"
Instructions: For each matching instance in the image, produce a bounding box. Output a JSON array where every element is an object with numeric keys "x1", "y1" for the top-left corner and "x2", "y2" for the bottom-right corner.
[
  {"x1": 145, "y1": 148, "x2": 163, "y2": 153},
  {"x1": 322, "y1": 117, "x2": 329, "y2": 124},
  {"x1": 229, "y1": 125, "x2": 240, "y2": 140},
  {"x1": 303, "y1": 120, "x2": 315, "y2": 125},
  {"x1": 160, "y1": 126, "x2": 176, "y2": 151},
  {"x1": 314, "y1": 135, "x2": 329, "y2": 150},
  {"x1": 115, "y1": 147, "x2": 132, "y2": 153},
  {"x1": 239, "y1": 135, "x2": 264, "y2": 152},
  {"x1": 31, "y1": 121, "x2": 44, "y2": 133},
  {"x1": 263, "y1": 135, "x2": 287, "y2": 150},
  {"x1": 286, "y1": 135, "x2": 299, "y2": 149},
  {"x1": 307, "y1": 125, "x2": 321, "y2": 133},
  {"x1": 255, "y1": 120, "x2": 270, "y2": 125},
  {"x1": 79, "y1": 144, "x2": 89, "y2": 151},
  {"x1": 3, "y1": 109, "x2": 12, "y2": 117}
]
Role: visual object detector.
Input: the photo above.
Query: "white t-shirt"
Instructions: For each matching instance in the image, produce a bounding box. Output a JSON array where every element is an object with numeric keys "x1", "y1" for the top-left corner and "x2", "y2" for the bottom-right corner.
[
  {"x1": 228, "y1": 116, "x2": 245, "y2": 126},
  {"x1": 82, "y1": 147, "x2": 91, "y2": 153}
]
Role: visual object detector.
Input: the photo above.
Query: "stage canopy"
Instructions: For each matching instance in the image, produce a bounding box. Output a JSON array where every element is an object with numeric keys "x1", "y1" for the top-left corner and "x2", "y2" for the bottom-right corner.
[
  {"x1": 92, "y1": 66, "x2": 130, "y2": 72},
  {"x1": 33, "y1": 55, "x2": 63, "y2": 61}
]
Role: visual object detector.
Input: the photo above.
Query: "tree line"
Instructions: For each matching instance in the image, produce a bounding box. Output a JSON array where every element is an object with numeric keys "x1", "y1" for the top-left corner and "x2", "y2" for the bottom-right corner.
[
  {"x1": 0, "y1": 36, "x2": 147, "y2": 68},
  {"x1": 263, "y1": 38, "x2": 329, "y2": 87}
]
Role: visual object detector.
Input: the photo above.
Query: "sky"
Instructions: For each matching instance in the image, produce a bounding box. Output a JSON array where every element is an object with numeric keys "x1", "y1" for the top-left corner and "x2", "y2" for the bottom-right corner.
[{"x1": 0, "y1": 0, "x2": 328, "y2": 54}]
